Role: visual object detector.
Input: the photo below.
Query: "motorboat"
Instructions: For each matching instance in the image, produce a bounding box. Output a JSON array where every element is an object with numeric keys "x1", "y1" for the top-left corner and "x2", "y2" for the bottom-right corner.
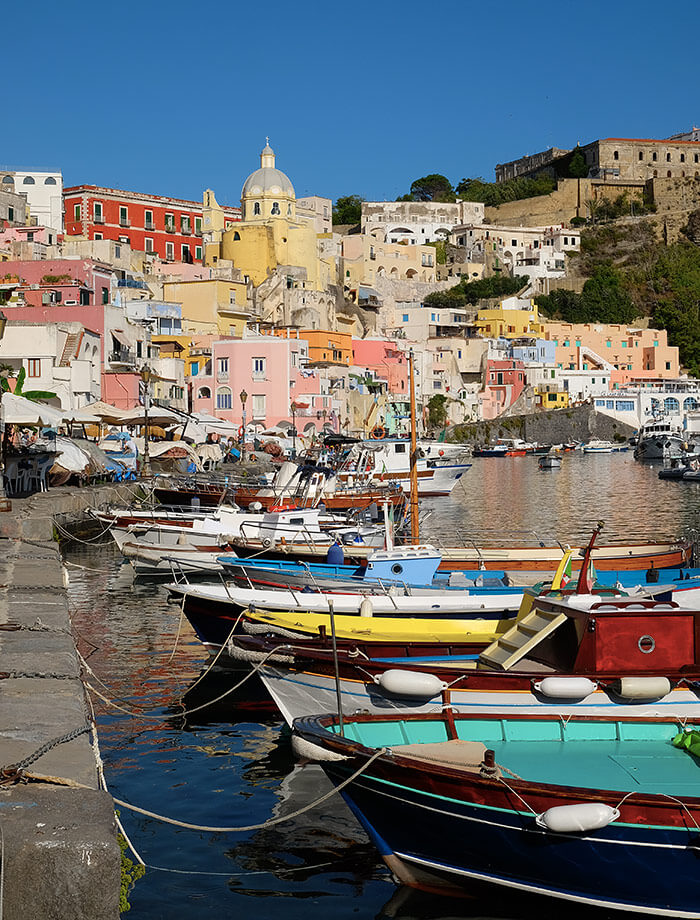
[{"x1": 634, "y1": 418, "x2": 700, "y2": 461}]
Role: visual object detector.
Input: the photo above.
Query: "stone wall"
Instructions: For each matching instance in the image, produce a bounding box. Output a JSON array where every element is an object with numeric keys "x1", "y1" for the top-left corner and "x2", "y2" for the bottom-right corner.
[{"x1": 449, "y1": 402, "x2": 637, "y2": 446}]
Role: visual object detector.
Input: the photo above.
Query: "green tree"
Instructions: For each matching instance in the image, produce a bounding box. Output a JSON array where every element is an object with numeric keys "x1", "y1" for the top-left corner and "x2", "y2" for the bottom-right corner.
[
  {"x1": 332, "y1": 195, "x2": 364, "y2": 225},
  {"x1": 424, "y1": 274, "x2": 528, "y2": 309},
  {"x1": 408, "y1": 174, "x2": 455, "y2": 202},
  {"x1": 535, "y1": 264, "x2": 637, "y2": 325},
  {"x1": 456, "y1": 174, "x2": 556, "y2": 206},
  {"x1": 427, "y1": 394, "x2": 448, "y2": 428},
  {"x1": 568, "y1": 146, "x2": 588, "y2": 179}
]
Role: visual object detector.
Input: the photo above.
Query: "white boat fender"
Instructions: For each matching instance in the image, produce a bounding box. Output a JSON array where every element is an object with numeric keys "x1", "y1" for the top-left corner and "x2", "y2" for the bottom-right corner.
[
  {"x1": 291, "y1": 735, "x2": 347, "y2": 763},
  {"x1": 536, "y1": 803, "x2": 619, "y2": 834},
  {"x1": 374, "y1": 669, "x2": 448, "y2": 699},
  {"x1": 609, "y1": 676, "x2": 672, "y2": 700},
  {"x1": 359, "y1": 598, "x2": 374, "y2": 618},
  {"x1": 533, "y1": 677, "x2": 597, "y2": 699}
]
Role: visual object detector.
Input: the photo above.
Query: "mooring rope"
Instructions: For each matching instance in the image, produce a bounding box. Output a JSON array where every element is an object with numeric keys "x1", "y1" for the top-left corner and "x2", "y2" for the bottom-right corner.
[{"x1": 112, "y1": 748, "x2": 385, "y2": 833}]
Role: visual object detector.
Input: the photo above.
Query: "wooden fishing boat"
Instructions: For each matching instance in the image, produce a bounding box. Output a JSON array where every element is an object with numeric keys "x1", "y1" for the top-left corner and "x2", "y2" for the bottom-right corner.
[{"x1": 293, "y1": 709, "x2": 700, "y2": 915}]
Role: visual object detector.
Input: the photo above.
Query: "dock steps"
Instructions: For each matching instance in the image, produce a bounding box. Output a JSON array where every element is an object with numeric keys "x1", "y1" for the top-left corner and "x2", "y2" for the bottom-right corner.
[{"x1": 479, "y1": 604, "x2": 567, "y2": 670}]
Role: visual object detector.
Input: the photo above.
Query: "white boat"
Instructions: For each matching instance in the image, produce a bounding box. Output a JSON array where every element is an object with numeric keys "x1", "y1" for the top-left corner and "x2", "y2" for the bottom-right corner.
[
  {"x1": 634, "y1": 418, "x2": 700, "y2": 461},
  {"x1": 582, "y1": 440, "x2": 628, "y2": 453},
  {"x1": 335, "y1": 439, "x2": 470, "y2": 496}
]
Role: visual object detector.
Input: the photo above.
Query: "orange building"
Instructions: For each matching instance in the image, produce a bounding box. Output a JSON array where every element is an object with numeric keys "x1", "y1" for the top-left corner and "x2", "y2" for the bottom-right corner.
[{"x1": 298, "y1": 329, "x2": 352, "y2": 366}]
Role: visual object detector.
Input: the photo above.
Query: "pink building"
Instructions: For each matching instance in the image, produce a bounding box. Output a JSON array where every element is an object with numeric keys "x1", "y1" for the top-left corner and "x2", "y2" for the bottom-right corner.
[
  {"x1": 190, "y1": 335, "x2": 335, "y2": 432},
  {"x1": 543, "y1": 322, "x2": 679, "y2": 385},
  {"x1": 479, "y1": 358, "x2": 526, "y2": 420},
  {"x1": 352, "y1": 337, "x2": 409, "y2": 396}
]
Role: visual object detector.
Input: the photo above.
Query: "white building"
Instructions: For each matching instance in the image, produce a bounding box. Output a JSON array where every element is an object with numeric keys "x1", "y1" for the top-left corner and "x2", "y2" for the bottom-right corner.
[
  {"x1": 0, "y1": 321, "x2": 101, "y2": 409},
  {"x1": 593, "y1": 380, "x2": 700, "y2": 429},
  {"x1": 0, "y1": 168, "x2": 63, "y2": 231},
  {"x1": 362, "y1": 200, "x2": 484, "y2": 246},
  {"x1": 296, "y1": 195, "x2": 333, "y2": 234}
]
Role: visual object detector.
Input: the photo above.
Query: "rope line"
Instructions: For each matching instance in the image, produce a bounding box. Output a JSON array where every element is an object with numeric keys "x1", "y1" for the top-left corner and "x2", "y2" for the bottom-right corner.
[{"x1": 113, "y1": 748, "x2": 385, "y2": 832}]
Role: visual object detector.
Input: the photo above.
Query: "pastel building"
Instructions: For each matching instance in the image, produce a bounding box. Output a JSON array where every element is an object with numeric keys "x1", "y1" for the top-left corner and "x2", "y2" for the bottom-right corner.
[
  {"x1": 351, "y1": 337, "x2": 409, "y2": 397},
  {"x1": 362, "y1": 200, "x2": 485, "y2": 244},
  {"x1": 479, "y1": 358, "x2": 527, "y2": 419},
  {"x1": 0, "y1": 169, "x2": 63, "y2": 230},
  {"x1": 542, "y1": 322, "x2": 679, "y2": 384},
  {"x1": 476, "y1": 297, "x2": 546, "y2": 339},
  {"x1": 162, "y1": 278, "x2": 251, "y2": 336}
]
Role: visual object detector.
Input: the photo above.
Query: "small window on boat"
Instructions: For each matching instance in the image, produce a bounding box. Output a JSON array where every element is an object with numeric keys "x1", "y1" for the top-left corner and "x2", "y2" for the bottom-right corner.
[
  {"x1": 395, "y1": 443, "x2": 406, "y2": 453},
  {"x1": 391, "y1": 563, "x2": 404, "y2": 575},
  {"x1": 289, "y1": 517, "x2": 305, "y2": 525}
]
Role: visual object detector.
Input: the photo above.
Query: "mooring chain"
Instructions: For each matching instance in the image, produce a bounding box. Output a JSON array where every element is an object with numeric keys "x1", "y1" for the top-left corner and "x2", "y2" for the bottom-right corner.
[{"x1": 0, "y1": 723, "x2": 91, "y2": 785}]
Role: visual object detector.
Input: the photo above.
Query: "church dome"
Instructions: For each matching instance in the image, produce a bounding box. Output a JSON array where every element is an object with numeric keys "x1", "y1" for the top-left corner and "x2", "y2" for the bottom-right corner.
[{"x1": 241, "y1": 140, "x2": 295, "y2": 199}]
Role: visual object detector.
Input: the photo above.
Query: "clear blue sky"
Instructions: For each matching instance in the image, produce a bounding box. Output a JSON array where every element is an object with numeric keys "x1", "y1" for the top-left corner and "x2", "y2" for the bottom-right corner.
[{"x1": 5, "y1": 0, "x2": 699, "y2": 208}]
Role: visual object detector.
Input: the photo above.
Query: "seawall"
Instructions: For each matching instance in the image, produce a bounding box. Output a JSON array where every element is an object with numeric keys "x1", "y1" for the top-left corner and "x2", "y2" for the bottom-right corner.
[
  {"x1": 449, "y1": 404, "x2": 637, "y2": 446},
  {"x1": 0, "y1": 482, "x2": 140, "y2": 920}
]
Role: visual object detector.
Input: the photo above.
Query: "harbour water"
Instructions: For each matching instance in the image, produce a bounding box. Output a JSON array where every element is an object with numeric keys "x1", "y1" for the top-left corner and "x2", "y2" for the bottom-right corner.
[{"x1": 64, "y1": 453, "x2": 700, "y2": 919}]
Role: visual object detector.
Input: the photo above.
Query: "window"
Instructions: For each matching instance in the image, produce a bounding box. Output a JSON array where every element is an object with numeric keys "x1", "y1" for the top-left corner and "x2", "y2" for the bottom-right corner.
[
  {"x1": 190, "y1": 362, "x2": 199, "y2": 376},
  {"x1": 252, "y1": 394, "x2": 265, "y2": 418},
  {"x1": 1, "y1": 176, "x2": 13, "y2": 186},
  {"x1": 575, "y1": 339, "x2": 581, "y2": 347},
  {"x1": 613, "y1": 150, "x2": 619, "y2": 160},
  {"x1": 253, "y1": 202, "x2": 261, "y2": 215},
  {"x1": 114, "y1": 245, "x2": 120, "y2": 257},
  {"x1": 217, "y1": 357, "x2": 229, "y2": 374},
  {"x1": 165, "y1": 242, "x2": 174, "y2": 260},
  {"x1": 395, "y1": 443, "x2": 406, "y2": 454},
  {"x1": 666, "y1": 361, "x2": 672, "y2": 370},
  {"x1": 271, "y1": 202, "x2": 280, "y2": 215},
  {"x1": 402, "y1": 313, "x2": 409, "y2": 322},
  {"x1": 164, "y1": 213, "x2": 175, "y2": 232},
  {"x1": 145, "y1": 238, "x2": 154, "y2": 253},
  {"x1": 252, "y1": 357, "x2": 266, "y2": 378},
  {"x1": 23, "y1": 176, "x2": 35, "y2": 185},
  {"x1": 144, "y1": 209, "x2": 154, "y2": 229},
  {"x1": 27, "y1": 359, "x2": 40, "y2": 377},
  {"x1": 101, "y1": 287, "x2": 109, "y2": 305},
  {"x1": 79, "y1": 289, "x2": 90, "y2": 306},
  {"x1": 664, "y1": 397, "x2": 680, "y2": 413},
  {"x1": 511, "y1": 239, "x2": 517, "y2": 246},
  {"x1": 638, "y1": 151, "x2": 643, "y2": 161},
  {"x1": 606, "y1": 341, "x2": 611, "y2": 347},
  {"x1": 119, "y1": 206, "x2": 128, "y2": 226},
  {"x1": 182, "y1": 244, "x2": 191, "y2": 262},
  {"x1": 94, "y1": 202, "x2": 103, "y2": 222},
  {"x1": 74, "y1": 204, "x2": 81, "y2": 221},
  {"x1": 119, "y1": 236, "x2": 129, "y2": 244},
  {"x1": 216, "y1": 386, "x2": 232, "y2": 410},
  {"x1": 7, "y1": 207, "x2": 13, "y2": 221},
  {"x1": 653, "y1": 340, "x2": 658, "y2": 347},
  {"x1": 181, "y1": 215, "x2": 191, "y2": 234},
  {"x1": 198, "y1": 386, "x2": 211, "y2": 399},
  {"x1": 194, "y1": 216, "x2": 202, "y2": 235},
  {"x1": 233, "y1": 231, "x2": 241, "y2": 240},
  {"x1": 653, "y1": 152, "x2": 658, "y2": 161},
  {"x1": 681, "y1": 153, "x2": 686, "y2": 163},
  {"x1": 195, "y1": 245, "x2": 203, "y2": 260},
  {"x1": 666, "y1": 152, "x2": 671, "y2": 162}
]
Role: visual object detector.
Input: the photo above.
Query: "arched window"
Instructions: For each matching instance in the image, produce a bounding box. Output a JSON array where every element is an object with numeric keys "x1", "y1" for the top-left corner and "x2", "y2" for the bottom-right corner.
[
  {"x1": 1, "y1": 176, "x2": 14, "y2": 186},
  {"x1": 684, "y1": 397, "x2": 698, "y2": 411},
  {"x1": 216, "y1": 386, "x2": 232, "y2": 410},
  {"x1": 287, "y1": 203, "x2": 292, "y2": 215},
  {"x1": 233, "y1": 231, "x2": 241, "y2": 240},
  {"x1": 198, "y1": 386, "x2": 212, "y2": 399},
  {"x1": 271, "y1": 202, "x2": 280, "y2": 215},
  {"x1": 23, "y1": 176, "x2": 35, "y2": 185},
  {"x1": 253, "y1": 202, "x2": 261, "y2": 215},
  {"x1": 664, "y1": 397, "x2": 680, "y2": 413},
  {"x1": 44, "y1": 177, "x2": 57, "y2": 185},
  {"x1": 667, "y1": 171, "x2": 672, "y2": 178}
]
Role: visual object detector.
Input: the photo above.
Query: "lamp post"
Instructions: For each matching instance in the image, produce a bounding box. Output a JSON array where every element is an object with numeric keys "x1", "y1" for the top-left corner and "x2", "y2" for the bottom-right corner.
[
  {"x1": 290, "y1": 401, "x2": 298, "y2": 458},
  {"x1": 0, "y1": 310, "x2": 10, "y2": 510},
  {"x1": 239, "y1": 389, "x2": 248, "y2": 462},
  {"x1": 140, "y1": 364, "x2": 152, "y2": 478}
]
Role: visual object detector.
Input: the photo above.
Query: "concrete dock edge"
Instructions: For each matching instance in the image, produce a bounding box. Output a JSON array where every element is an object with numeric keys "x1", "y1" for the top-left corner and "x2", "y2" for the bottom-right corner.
[{"x1": 0, "y1": 483, "x2": 140, "y2": 920}]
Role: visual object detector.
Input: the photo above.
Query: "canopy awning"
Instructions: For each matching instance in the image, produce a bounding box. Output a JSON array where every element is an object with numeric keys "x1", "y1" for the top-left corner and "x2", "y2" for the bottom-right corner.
[{"x1": 110, "y1": 330, "x2": 131, "y2": 347}]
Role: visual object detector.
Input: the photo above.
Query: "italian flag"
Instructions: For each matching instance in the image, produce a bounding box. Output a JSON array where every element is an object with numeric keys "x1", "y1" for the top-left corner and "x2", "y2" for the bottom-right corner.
[{"x1": 552, "y1": 551, "x2": 573, "y2": 590}]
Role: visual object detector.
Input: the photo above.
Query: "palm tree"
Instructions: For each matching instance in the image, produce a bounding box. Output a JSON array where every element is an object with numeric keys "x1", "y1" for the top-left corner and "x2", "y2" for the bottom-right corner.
[{"x1": 0, "y1": 365, "x2": 57, "y2": 402}]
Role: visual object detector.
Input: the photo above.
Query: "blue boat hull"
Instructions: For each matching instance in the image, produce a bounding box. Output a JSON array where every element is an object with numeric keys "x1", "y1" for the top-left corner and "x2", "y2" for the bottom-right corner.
[{"x1": 327, "y1": 767, "x2": 700, "y2": 916}]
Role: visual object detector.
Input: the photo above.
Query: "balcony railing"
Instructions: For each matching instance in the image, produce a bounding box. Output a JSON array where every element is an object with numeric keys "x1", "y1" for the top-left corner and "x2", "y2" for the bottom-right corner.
[
  {"x1": 119, "y1": 217, "x2": 131, "y2": 227},
  {"x1": 181, "y1": 225, "x2": 192, "y2": 235},
  {"x1": 94, "y1": 215, "x2": 105, "y2": 224},
  {"x1": 164, "y1": 223, "x2": 175, "y2": 234},
  {"x1": 144, "y1": 220, "x2": 155, "y2": 230},
  {"x1": 109, "y1": 349, "x2": 135, "y2": 366}
]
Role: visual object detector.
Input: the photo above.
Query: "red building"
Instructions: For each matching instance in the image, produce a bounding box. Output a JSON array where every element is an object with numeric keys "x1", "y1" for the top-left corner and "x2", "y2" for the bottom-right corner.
[{"x1": 63, "y1": 186, "x2": 240, "y2": 264}]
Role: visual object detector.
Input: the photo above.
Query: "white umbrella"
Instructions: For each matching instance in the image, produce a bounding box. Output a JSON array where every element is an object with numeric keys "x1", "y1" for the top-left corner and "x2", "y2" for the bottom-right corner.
[
  {"x1": 83, "y1": 400, "x2": 130, "y2": 424},
  {"x1": 1, "y1": 394, "x2": 66, "y2": 427},
  {"x1": 119, "y1": 406, "x2": 182, "y2": 427}
]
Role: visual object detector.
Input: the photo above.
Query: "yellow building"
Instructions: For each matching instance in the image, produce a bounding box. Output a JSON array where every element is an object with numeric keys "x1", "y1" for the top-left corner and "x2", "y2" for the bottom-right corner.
[
  {"x1": 161, "y1": 279, "x2": 250, "y2": 336},
  {"x1": 205, "y1": 142, "x2": 328, "y2": 292},
  {"x1": 476, "y1": 296, "x2": 545, "y2": 339},
  {"x1": 535, "y1": 385, "x2": 569, "y2": 409}
]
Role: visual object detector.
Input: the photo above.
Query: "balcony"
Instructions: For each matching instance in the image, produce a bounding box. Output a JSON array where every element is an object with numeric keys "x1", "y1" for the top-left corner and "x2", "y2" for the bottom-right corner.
[
  {"x1": 164, "y1": 223, "x2": 176, "y2": 234},
  {"x1": 181, "y1": 225, "x2": 192, "y2": 236},
  {"x1": 109, "y1": 348, "x2": 136, "y2": 366},
  {"x1": 144, "y1": 220, "x2": 155, "y2": 231},
  {"x1": 119, "y1": 217, "x2": 131, "y2": 228},
  {"x1": 94, "y1": 215, "x2": 105, "y2": 224}
]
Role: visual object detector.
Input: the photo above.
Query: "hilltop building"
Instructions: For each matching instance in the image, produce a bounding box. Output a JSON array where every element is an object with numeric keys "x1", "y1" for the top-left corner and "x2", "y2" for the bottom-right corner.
[{"x1": 0, "y1": 169, "x2": 63, "y2": 230}]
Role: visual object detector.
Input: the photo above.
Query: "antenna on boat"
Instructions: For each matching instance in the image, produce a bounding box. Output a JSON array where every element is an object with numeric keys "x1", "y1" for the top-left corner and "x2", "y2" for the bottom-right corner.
[
  {"x1": 408, "y1": 349, "x2": 420, "y2": 545},
  {"x1": 576, "y1": 521, "x2": 604, "y2": 594},
  {"x1": 328, "y1": 598, "x2": 344, "y2": 736}
]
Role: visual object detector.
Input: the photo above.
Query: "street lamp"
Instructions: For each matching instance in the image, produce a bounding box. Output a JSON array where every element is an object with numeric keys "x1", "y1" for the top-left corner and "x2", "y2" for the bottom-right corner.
[
  {"x1": 290, "y1": 401, "x2": 298, "y2": 458},
  {"x1": 239, "y1": 389, "x2": 248, "y2": 462},
  {"x1": 140, "y1": 364, "x2": 153, "y2": 478},
  {"x1": 0, "y1": 311, "x2": 10, "y2": 510}
]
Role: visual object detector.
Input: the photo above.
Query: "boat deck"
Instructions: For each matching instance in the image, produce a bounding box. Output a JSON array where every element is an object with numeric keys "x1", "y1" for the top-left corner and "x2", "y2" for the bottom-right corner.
[{"x1": 343, "y1": 718, "x2": 700, "y2": 796}]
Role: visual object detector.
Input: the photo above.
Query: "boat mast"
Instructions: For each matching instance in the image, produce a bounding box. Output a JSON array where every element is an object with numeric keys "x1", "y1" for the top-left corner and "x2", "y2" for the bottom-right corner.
[{"x1": 409, "y1": 349, "x2": 420, "y2": 544}]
